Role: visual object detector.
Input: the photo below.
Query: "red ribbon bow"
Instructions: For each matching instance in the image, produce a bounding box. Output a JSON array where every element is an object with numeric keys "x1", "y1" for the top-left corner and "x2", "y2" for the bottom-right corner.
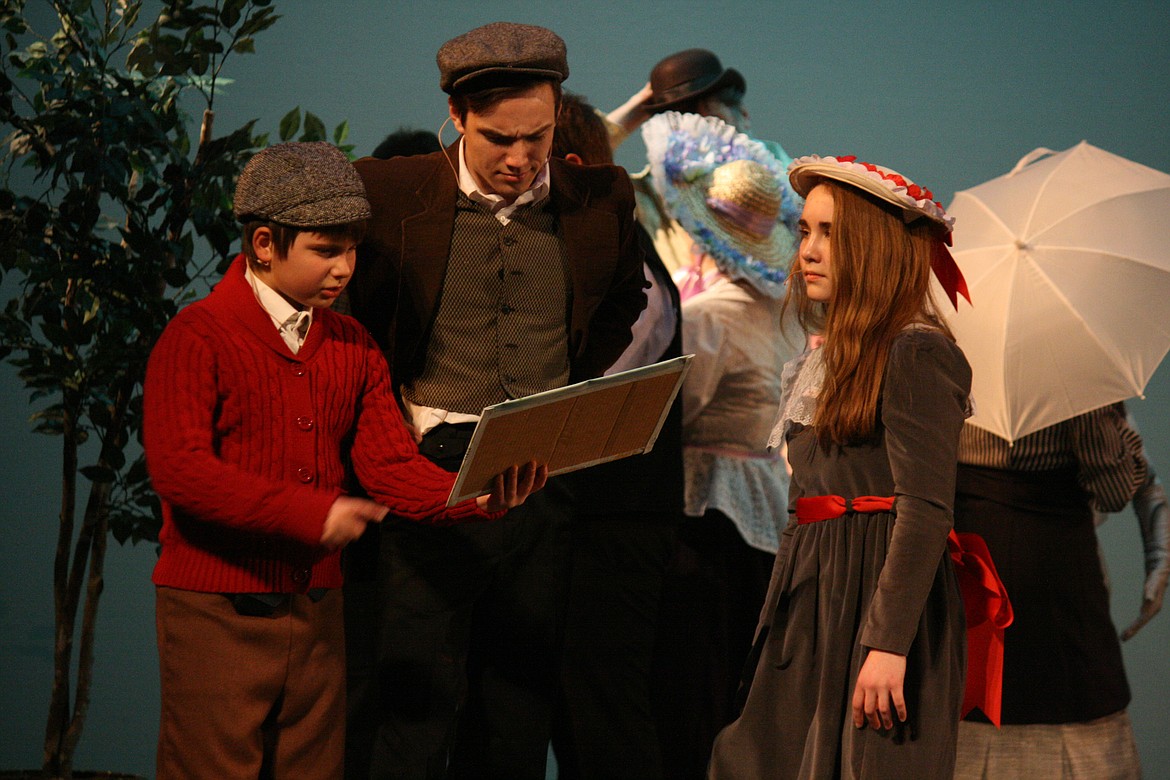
[
  {"x1": 794, "y1": 494, "x2": 1013, "y2": 727},
  {"x1": 947, "y1": 531, "x2": 1013, "y2": 726}
]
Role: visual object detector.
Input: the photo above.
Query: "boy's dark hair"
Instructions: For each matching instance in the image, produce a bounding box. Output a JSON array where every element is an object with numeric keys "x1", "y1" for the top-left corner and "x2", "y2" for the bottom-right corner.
[
  {"x1": 450, "y1": 74, "x2": 562, "y2": 124},
  {"x1": 552, "y1": 92, "x2": 613, "y2": 166},
  {"x1": 241, "y1": 220, "x2": 368, "y2": 263},
  {"x1": 371, "y1": 128, "x2": 442, "y2": 160}
]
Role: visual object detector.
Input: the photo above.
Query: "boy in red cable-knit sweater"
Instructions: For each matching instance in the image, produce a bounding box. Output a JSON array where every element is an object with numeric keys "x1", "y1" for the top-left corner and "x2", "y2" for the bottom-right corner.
[{"x1": 143, "y1": 142, "x2": 544, "y2": 779}]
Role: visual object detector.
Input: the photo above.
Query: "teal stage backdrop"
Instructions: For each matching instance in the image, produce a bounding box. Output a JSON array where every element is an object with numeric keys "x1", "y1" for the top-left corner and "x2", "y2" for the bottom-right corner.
[{"x1": 3, "y1": 1, "x2": 1168, "y2": 775}]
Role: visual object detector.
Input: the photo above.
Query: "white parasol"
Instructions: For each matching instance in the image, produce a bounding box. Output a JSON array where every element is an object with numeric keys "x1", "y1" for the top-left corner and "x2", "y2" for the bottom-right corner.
[{"x1": 943, "y1": 141, "x2": 1170, "y2": 442}]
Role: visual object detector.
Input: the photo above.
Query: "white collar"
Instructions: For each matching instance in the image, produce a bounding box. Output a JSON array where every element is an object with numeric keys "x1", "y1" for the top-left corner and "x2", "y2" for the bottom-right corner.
[{"x1": 244, "y1": 262, "x2": 313, "y2": 333}]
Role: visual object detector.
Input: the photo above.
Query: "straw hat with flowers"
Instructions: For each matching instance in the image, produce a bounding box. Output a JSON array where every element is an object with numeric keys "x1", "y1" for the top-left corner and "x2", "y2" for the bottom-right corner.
[{"x1": 642, "y1": 112, "x2": 802, "y2": 299}]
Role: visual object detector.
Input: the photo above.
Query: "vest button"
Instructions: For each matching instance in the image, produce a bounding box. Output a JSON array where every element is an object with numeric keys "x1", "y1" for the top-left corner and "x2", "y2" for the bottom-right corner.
[
  {"x1": 291, "y1": 568, "x2": 310, "y2": 584},
  {"x1": 503, "y1": 236, "x2": 517, "y2": 247},
  {"x1": 292, "y1": 366, "x2": 306, "y2": 377},
  {"x1": 296, "y1": 416, "x2": 314, "y2": 431},
  {"x1": 296, "y1": 467, "x2": 313, "y2": 483},
  {"x1": 501, "y1": 304, "x2": 514, "y2": 314}
]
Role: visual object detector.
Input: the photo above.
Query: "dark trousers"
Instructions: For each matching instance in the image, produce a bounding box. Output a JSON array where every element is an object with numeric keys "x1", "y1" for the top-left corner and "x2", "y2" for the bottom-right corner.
[
  {"x1": 344, "y1": 422, "x2": 481, "y2": 777},
  {"x1": 551, "y1": 513, "x2": 677, "y2": 780},
  {"x1": 651, "y1": 510, "x2": 776, "y2": 780},
  {"x1": 348, "y1": 418, "x2": 573, "y2": 780},
  {"x1": 343, "y1": 545, "x2": 382, "y2": 779}
]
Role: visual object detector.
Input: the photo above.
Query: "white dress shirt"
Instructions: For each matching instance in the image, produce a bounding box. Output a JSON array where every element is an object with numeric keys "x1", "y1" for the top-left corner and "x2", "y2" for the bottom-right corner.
[{"x1": 244, "y1": 263, "x2": 312, "y2": 354}]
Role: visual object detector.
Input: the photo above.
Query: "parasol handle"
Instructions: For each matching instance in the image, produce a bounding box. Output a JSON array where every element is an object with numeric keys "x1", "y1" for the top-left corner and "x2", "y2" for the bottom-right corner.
[{"x1": 1009, "y1": 147, "x2": 1058, "y2": 176}]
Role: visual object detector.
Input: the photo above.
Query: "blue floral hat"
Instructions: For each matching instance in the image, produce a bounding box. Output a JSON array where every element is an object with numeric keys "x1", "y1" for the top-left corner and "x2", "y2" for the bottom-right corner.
[{"x1": 642, "y1": 112, "x2": 802, "y2": 298}]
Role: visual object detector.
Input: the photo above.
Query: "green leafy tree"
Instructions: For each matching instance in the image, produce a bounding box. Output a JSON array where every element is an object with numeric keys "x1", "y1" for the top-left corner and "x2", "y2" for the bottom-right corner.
[{"x1": 0, "y1": 1, "x2": 345, "y2": 776}]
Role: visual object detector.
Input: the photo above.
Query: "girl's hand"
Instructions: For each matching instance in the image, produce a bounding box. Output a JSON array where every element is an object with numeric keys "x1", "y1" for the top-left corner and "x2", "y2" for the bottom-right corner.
[{"x1": 851, "y1": 649, "x2": 907, "y2": 730}]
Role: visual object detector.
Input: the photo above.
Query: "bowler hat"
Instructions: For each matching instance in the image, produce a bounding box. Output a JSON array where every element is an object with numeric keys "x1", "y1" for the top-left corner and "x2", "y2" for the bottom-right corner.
[
  {"x1": 438, "y1": 22, "x2": 569, "y2": 94},
  {"x1": 643, "y1": 49, "x2": 745, "y2": 112}
]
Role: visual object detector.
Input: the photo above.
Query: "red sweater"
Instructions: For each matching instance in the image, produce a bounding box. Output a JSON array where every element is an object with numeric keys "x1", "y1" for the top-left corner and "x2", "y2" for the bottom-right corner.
[{"x1": 144, "y1": 255, "x2": 488, "y2": 594}]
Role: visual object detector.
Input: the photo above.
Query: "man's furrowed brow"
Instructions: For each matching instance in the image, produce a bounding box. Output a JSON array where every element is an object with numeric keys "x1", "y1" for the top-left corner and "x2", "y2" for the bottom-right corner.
[{"x1": 482, "y1": 125, "x2": 553, "y2": 142}]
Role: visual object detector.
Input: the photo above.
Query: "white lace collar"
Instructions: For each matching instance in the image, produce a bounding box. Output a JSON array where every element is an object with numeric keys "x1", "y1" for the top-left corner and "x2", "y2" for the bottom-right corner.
[{"x1": 767, "y1": 346, "x2": 822, "y2": 450}]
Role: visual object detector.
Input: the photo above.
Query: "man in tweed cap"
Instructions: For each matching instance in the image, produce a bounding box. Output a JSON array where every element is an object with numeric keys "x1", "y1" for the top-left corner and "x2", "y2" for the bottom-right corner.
[
  {"x1": 343, "y1": 21, "x2": 647, "y2": 780},
  {"x1": 144, "y1": 142, "x2": 542, "y2": 778}
]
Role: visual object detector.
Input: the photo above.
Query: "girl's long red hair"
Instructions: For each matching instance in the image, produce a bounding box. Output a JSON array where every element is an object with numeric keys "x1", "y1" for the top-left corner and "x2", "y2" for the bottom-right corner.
[{"x1": 785, "y1": 180, "x2": 954, "y2": 445}]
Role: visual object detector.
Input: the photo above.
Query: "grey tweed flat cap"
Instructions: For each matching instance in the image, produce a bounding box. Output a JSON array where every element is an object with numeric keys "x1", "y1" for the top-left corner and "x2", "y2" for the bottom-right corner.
[
  {"x1": 437, "y1": 22, "x2": 568, "y2": 94},
  {"x1": 233, "y1": 142, "x2": 371, "y2": 227}
]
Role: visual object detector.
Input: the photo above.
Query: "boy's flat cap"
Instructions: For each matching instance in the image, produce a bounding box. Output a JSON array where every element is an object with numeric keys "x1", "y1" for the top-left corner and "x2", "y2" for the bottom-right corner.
[
  {"x1": 233, "y1": 142, "x2": 371, "y2": 227},
  {"x1": 437, "y1": 22, "x2": 568, "y2": 94}
]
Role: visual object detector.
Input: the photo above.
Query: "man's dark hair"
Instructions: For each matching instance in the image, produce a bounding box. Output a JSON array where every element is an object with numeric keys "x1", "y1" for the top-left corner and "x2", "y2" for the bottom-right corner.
[
  {"x1": 551, "y1": 92, "x2": 612, "y2": 166},
  {"x1": 450, "y1": 74, "x2": 562, "y2": 123},
  {"x1": 371, "y1": 128, "x2": 442, "y2": 159}
]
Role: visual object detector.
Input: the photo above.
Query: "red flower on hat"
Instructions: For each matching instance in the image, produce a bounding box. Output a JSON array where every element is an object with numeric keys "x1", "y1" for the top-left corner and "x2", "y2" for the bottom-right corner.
[
  {"x1": 863, "y1": 162, "x2": 934, "y2": 202},
  {"x1": 791, "y1": 154, "x2": 953, "y2": 237}
]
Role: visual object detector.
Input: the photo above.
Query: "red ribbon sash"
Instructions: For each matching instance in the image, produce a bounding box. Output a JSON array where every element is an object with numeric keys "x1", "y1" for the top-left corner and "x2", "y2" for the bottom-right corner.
[{"x1": 794, "y1": 494, "x2": 1013, "y2": 727}]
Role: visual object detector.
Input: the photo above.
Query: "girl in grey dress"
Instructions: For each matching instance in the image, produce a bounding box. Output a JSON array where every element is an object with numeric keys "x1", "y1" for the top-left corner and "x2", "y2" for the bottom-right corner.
[{"x1": 709, "y1": 156, "x2": 974, "y2": 779}]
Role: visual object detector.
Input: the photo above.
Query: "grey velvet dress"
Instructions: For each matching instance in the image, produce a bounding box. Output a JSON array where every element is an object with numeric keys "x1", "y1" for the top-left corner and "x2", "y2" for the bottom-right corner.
[{"x1": 709, "y1": 329, "x2": 971, "y2": 780}]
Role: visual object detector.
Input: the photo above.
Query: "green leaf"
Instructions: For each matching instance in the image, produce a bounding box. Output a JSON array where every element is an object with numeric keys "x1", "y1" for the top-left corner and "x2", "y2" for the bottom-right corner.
[
  {"x1": 80, "y1": 464, "x2": 117, "y2": 483},
  {"x1": 220, "y1": 1, "x2": 242, "y2": 28},
  {"x1": 106, "y1": 447, "x2": 126, "y2": 470},
  {"x1": 111, "y1": 520, "x2": 131, "y2": 545},
  {"x1": 162, "y1": 265, "x2": 189, "y2": 287},
  {"x1": 86, "y1": 399, "x2": 111, "y2": 430},
  {"x1": 189, "y1": 50, "x2": 210, "y2": 76},
  {"x1": 126, "y1": 454, "x2": 150, "y2": 480},
  {"x1": 332, "y1": 119, "x2": 349, "y2": 145},
  {"x1": 278, "y1": 106, "x2": 300, "y2": 141},
  {"x1": 237, "y1": 7, "x2": 280, "y2": 38},
  {"x1": 301, "y1": 111, "x2": 326, "y2": 142},
  {"x1": 120, "y1": 3, "x2": 142, "y2": 31},
  {"x1": 39, "y1": 320, "x2": 70, "y2": 346},
  {"x1": 3, "y1": 14, "x2": 30, "y2": 35},
  {"x1": 202, "y1": 219, "x2": 234, "y2": 259}
]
